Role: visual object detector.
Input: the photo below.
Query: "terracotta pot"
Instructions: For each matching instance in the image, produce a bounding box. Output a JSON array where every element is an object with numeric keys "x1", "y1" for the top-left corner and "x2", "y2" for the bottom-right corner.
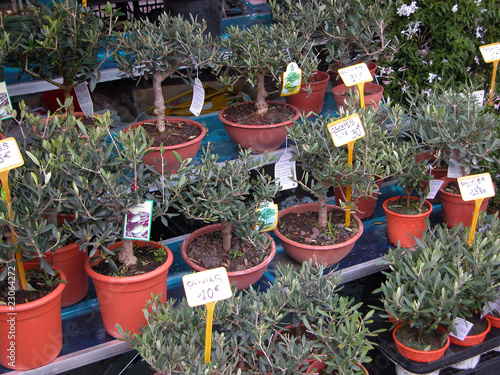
[
  {"x1": 0, "y1": 265, "x2": 66, "y2": 370},
  {"x1": 332, "y1": 82, "x2": 384, "y2": 112},
  {"x1": 329, "y1": 61, "x2": 378, "y2": 88},
  {"x1": 486, "y1": 313, "x2": 500, "y2": 328},
  {"x1": 181, "y1": 224, "x2": 276, "y2": 291},
  {"x1": 306, "y1": 359, "x2": 369, "y2": 374},
  {"x1": 273, "y1": 203, "x2": 364, "y2": 266},
  {"x1": 285, "y1": 71, "x2": 330, "y2": 117},
  {"x1": 334, "y1": 180, "x2": 383, "y2": 220},
  {"x1": 218, "y1": 101, "x2": 300, "y2": 153},
  {"x1": 382, "y1": 196, "x2": 433, "y2": 248},
  {"x1": 393, "y1": 325, "x2": 450, "y2": 363},
  {"x1": 449, "y1": 317, "x2": 491, "y2": 347},
  {"x1": 439, "y1": 177, "x2": 490, "y2": 228},
  {"x1": 124, "y1": 118, "x2": 206, "y2": 173},
  {"x1": 85, "y1": 240, "x2": 174, "y2": 338}
]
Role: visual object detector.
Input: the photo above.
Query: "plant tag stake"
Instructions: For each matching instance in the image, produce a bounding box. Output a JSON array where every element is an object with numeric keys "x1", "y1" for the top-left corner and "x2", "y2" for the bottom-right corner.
[
  {"x1": 275, "y1": 151, "x2": 297, "y2": 191},
  {"x1": 479, "y1": 42, "x2": 500, "y2": 105},
  {"x1": 123, "y1": 200, "x2": 153, "y2": 241},
  {"x1": 471, "y1": 90, "x2": 485, "y2": 106},
  {"x1": 327, "y1": 114, "x2": 365, "y2": 227},
  {"x1": 75, "y1": 82, "x2": 94, "y2": 118},
  {"x1": 450, "y1": 317, "x2": 474, "y2": 342},
  {"x1": 338, "y1": 63, "x2": 373, "y2": 109},
  {"x1": 0, "y1": 137, "x2": 26, "y2": 290},
  {"x1": 255, "y1": 201, "x2": 279, "y2": 232},
  {"x1": 182, "y1": 267, "x2": 232, "y2": 364},
  {"x1": 457, "y1": 173, "x2": 495, "y2": 244},
  {"x1": 190, "y1": 77, "x2": 205, "y2": 117},
  {"x1": 0, "y1": 82, "x2": 13, "y2": 120},
  {"x1": 281, "y1": 62, "x2": 302, "y2": 96}
]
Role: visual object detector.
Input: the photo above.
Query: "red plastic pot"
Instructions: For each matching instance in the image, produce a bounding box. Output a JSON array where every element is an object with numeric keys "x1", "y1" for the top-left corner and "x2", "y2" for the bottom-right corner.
[
  {"x1": 382, "y1": 196, "x2": 433, "y2": 248},
  {"x1": 449, "y1": 317, "x2": 491, "y2": 347},
  {"x1": 218, "y1": 101, "x2": 300, "y2": 153},
  {"x1": 332, "y1": 82, "x2": 384, "y2": 112},
  {"x1": 306, "y1": 359, "x2": 369, "y2": 374},
  {"x1": 393, "y1": 325, "x2": 450, "y2": 363},
  {"x1": 123, "y1": 118, "x2": 206, "y2": 173},
  {"x1": 285, "y1": 71, "x2": 330, "y2": 117},
  {"x1": 486, "y1": 313, "x2": 500, "y2": 328},
  {"x1": 273, "y1": 203, "x2": 363, "y2": 266},
  {"x1": 334, "y1": 180, "x2": 383, "y2": 220},
  {"x1": 85, "y1": 240, "x2": 174, "y2": 338},
  {"x1": 181, "y1": 224, "x2": 276, "y2": 291}
]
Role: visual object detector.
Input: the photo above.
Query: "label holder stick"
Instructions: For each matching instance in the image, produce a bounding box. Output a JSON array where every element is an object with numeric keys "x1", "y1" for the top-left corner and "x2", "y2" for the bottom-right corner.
[
  {"x1": 356, "y1": 82, "x2": 366, "y2": 109},
  {"x1": 488, "y1": 60, "x2": 498, "y2": 106},
  {"x1": 467, "y1": 198, "x2": 484, "y2": 245},
  {"x1": 204, "y1": 300, "x2": 217, "y2": 364},
  {"x1": 344, "y1": 140, "x2": 356, "y2": 227}
]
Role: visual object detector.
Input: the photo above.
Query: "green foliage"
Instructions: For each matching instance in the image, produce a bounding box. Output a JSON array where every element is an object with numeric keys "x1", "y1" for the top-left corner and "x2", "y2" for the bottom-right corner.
[{"x1": 119, "y1": 261, "x2": 379, "y2": 374}]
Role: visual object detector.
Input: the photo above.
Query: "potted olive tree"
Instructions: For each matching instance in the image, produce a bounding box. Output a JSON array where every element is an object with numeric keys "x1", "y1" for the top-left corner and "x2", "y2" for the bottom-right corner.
[
  {"x1": 113, "y1": 13, "x2": 216, "y2": 172},
  {"x1": 118, "y1": 260, "x2": 379, "y2": 374},
  {"x1": 172, "y1": 144, "x2": 279, "y2": 291},
  {"x1": 6, "y1": 0, "x2": 121, "y2": 116}
]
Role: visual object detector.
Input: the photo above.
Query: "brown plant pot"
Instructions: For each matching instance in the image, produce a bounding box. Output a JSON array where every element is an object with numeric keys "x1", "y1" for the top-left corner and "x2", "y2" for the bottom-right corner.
[
  {"x1": 438, "y1": 177, "x2": 490, "y2": 228},
  {"x1": 124, "y1": 118, "x2": 206, "y2": 173},
  {"x1": 218, "y1": 101, "x2": 300, "y2": 153},
  {"x1": 329, "y1": 61, "x2": 378, "y2": 88},
  {"x1": 382, "y1": 196, "x2": 433, "y2": 248},
  {"x1": 306, "y1": 359, "x2": 369, "y2": 374},
  {"x1": 181, "y1": 223, "x2": 277, "y2": 291},
  {"x1": 84, "y1": 240, "x2": 174, "y2": 338},
  {"x1": 332, "y1": 82, "x2": 384, "y2": 112},
  {"x1": 273, "y1": 203, "x2": 364, "y2": 266},
  {"x1": 285, "y1": 71, "x2": 330, "y2": 117},
  {"x1": 0, "y1": 265, "x2": 66, "y2": 370},
  {"x1": 334, "y1": 180, "x2": 384, "y2": 220}
]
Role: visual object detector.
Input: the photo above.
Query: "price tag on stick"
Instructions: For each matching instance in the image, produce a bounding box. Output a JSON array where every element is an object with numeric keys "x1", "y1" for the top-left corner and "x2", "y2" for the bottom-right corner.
[
  {"x1": 338, "y1": 63, "x2": 374, "y2": 109},
  {"x1": 479, "y1": 42, "x2": 500, "y2": 105},
  {"x1": 457, "y1": 173, "x2": 495, "y2": 244},
  {"x1": 182, "y1": 267, "x2": 232, "y2": 364},
  {"x1": 0, "y1": 138, "x2": 26, "y2": 290}
]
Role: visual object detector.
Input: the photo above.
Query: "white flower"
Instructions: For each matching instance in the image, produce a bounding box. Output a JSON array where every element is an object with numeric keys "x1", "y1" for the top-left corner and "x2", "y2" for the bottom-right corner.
[
  {"x1": 401, "y1": 21, "x2": 421, "y2": 39},
  {"x1": 442, "y1": 58, "x2": 449, "y2": 63},
  {"x1": 452, "y1": 4, "x2": 458, "y2": 12},
  {"x1": 423, "y1": 89, "x2": 432, "y2": 96},
  {"x1": 428, "y1": 72, "x2": 438, "y2": 83},
  {"x1": 475, "y1": 0, "x2": 482, "y2": 6},
  {"x1": 475, "y1": 56, "x2": 480, "y2": 64},
  {"x1": 476, "y1": 26, "x2": 484, "y2": 38},
  {"x1": 397, "y1": 1, "x2": 419, "y2": 17},
  {"x1": 402, "y1": 84, "x2": 409, "y2": 93},
  {"x1": 380, "y1": 66, "x2": 395, "y2": 76}
]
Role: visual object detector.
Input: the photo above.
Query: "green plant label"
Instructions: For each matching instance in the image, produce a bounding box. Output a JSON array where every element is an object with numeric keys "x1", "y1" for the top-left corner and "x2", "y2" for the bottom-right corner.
[
  {"x1": 479, "y1": 42, "x2": 500, "y2": 63},
  {"x1": 338, "y1": 63, "x2": 373, "y2": 87},
  {"x1": 281, "y1": 62, "x2": 302, "y2": 96},
  {"x1": 0, "y1": 82, "x2": 13, "y2": 120},
  {"x1": 327, "y1": 113, "x2": 365, "y2": 147},
  {"x1": 182, "y1": 267, "x2": 232, "y2": 307},
  {"x1": 457, "y1": 173, "x2": 495, "y2": 201},
  {"x1": 0, "y1": 138, "x2": 24, "y2": 173},
  {"x1": 123, "y1": 200, "x2": 153, "y2": 241},
  {"x1": 255, "y1": 201, "x2": 279, "y2": 232}
]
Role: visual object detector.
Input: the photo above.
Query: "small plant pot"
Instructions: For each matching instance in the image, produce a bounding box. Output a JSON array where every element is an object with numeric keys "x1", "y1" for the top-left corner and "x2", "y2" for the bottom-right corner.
[
  {"x1": 332, "y1": 82, "x2": 384, "y2": 112},
  {"x1": 334, "y1": 180, "x2": 383, "y2": 220},
  {"x1": 328, "y1": 61, "x2": 378, "y2": 88},
  {"x1": 449, "y1": 317, "x2": 491, "y2": 347},
  {"x1": 393, "y1": 325, "x2": 450, "y2": 363},
  {"x1": 306, "y1": 359, "x2": 369, "y2": 374},
  {"x1": 285, "y1": 71, "x2": 330, "y2": 117},
  {"x1": 382, "y1": 196, "x2": 433, "y2": 248}
]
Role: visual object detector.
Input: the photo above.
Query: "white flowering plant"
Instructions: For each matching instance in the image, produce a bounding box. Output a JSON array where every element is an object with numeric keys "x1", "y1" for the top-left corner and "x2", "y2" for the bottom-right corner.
[{"x1": 378, "y1": 0, "x2": 500, "y2": 105}]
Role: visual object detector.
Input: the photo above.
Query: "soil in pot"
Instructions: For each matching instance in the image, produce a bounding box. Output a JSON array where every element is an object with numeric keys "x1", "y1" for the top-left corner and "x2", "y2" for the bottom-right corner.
[
  {"x1": 221, "y1": 102, "x2": 297, "y2": 125},
  {"x1": 385, "y1": 197, "x2": 431, "y2": 215},
  {"x1": 277, "y1": 207, "x2": 361, "y2": 246},
  {"x1": 185, "y1": 229, "x2": 272, "y2": 272},
  {"x1": 395, "y1": 325, "x2": 448, "y2": 352},
  {"x1": 91, "y1": 243, "x2": 169, "y2": 277},
  {"x1": 140, "y1": 121, "x2": 202, "y2": 147},
  {"x1": 0, "y1": 267, "x2": 61, "y2": 304}
]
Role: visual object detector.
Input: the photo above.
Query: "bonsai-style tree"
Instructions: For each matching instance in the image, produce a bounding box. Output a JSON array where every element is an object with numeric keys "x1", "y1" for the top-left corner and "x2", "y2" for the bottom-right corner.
[
  {"x1": 118, "y1": 261, "x2": 379, "y2": 374},
  {"x1": 7, "y1": 0, "x2": 121, "y2": 116},
  {"x1": 172, "y1": 145, "x2": 278, "y2": 263},
  {"x1": 113, "y1": 13, "x2": 216, "y2": 132}
]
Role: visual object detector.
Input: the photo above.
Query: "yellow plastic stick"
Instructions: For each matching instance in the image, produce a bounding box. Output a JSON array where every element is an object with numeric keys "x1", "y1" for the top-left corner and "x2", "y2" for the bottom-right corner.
[
  {"x1": 467, "y1": 198, "x2": 484, "y2": 245},
  {"x1": 488, "y1": 60, "x2": 498, "y2": 105},
  {"x1": 204, "y1": 300, "x2": 217, "y2": 364},
  {"x1": 356, "y1": 82, "x2": 366, "y2": 109},
  {"x1": 0, "y1": 170, "x2": 27, "y2": 290},
  {"x1": 344, "y1": 140, "x2": 355, "y2": 227}
]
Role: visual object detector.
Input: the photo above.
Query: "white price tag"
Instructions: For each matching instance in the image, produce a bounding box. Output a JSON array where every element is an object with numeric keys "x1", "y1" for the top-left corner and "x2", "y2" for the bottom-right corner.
[
  {"x1": 447, "y1": 158, "x2": 463, "y2": 178},
  {"x1": 327, "y1": 113, "x2": 365, "y2": 147},
  {"x1": 426, "y1": 179, "x2": 445, "y2": 200},
  {"x1": 457, "y1": 173, "x2": 495, "y2": 201},
  {"x1": 190, "y1": 78, "x2": 205, "y2": 117},
  {"x1": 479, "y1": 42, "x2": 500, "y2": 63},
  {"x1": 450, "y1": 317, "x2": 474, "y2": 341},
  {"x1": 182, "y1": 267, "x2": 232, "y2": 307},
  {"x1": 275, "y1": 151, "x2": 297, "y2": 191},
  {"x1": 0, "y1": 138, "x2": 24, "y2": 173},
  {"x1": 0, "y1": 82, "x2": 13, "y2": 120},
  {"x1": 75, "y1": 82, "x2": 94, "y2": 118},
  {"x1": 123, "y1": 200, "x2": 153, "y2": 241},
  {"x1": 471, "y1": 90, "x2": 485, "y2": 106},
  {"x1": 338, "y1": 63, "x2": 373, "y2": 87}
]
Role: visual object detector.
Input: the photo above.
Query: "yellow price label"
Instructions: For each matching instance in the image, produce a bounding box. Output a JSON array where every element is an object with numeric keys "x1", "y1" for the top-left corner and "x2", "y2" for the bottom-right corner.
[
  {"x1": 338, "y1": 63, "x2": 373, "y2": 87},
  {"x1": 327, "y1": 113, "x2": 365, "y2": 147}
]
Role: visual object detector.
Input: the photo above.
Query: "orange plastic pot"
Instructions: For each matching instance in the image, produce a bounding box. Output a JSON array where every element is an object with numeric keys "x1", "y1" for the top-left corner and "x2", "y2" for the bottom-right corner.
[
  {"x1": 181, "y1": 223, "x2": 276, "y2": 291},
  {"x1": 123, "y1": 118, "x2": 206, "y2": 173},
  {"x1": 85, "y1": 240, "x2": 173, "y2": 338},
  {"x1": 486, "y1": 313, "x2": 500, "y2": 328},
  {"x1": 450, "y1": 317, "x2": 491, "y2": 347},
  {"x1": 382, "y1": 196, "x2": 433, "y2": 248},
  {"x1": 393, "y1": 325, "x2": 450, "y2": 363},
  {"x1": 0, "y1": 265, "x2": 66, "y2": 370},
  {"x1": 273, "y1": 203, "x2": 364, "y2": 266},
  {"x1": 332, "y1": 82, "x2": 384, "y2": 112},
  {"x1": 334, "y1": 180, "x2": 383, "y2": 220},
  {"x1": 218, "y1": 101, "x2": 300, "y2": 153},
  {"x1": 285, "y1": 71, "x2": 330, "y2": 117},
  {"x1": 306, "y1": 360, "x2": 369, "y2": 374}
]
